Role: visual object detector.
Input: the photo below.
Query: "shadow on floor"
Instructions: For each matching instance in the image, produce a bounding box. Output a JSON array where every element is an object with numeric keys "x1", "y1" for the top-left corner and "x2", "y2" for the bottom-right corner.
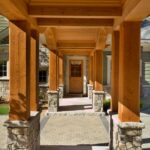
[
  {"x1": 40, "y1": 143, "x2": 108, "y2": 150},
  {"x1": 143, "y1": 138, "x2": 150, "y2": 144},
  {"x1": 58, "y1": 104, "x2": 92, "y2": 111}
]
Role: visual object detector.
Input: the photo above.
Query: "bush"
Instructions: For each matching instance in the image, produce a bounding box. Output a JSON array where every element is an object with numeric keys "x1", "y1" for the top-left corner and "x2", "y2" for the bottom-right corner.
[
  {"x1": 0, "y1": 104, "x2": 9, "y2": 115},
  {"x1": 103, "y1": 99, "x2": 110, "y2": 112}
]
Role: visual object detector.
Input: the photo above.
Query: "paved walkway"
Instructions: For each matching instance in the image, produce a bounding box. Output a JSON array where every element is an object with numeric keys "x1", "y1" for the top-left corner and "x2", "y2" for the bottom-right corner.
[{"x1": 0, "y1": 97, "x2": 150, "y2": 150}]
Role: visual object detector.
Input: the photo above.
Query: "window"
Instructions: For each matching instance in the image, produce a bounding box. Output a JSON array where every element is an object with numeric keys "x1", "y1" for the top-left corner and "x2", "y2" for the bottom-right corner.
[
  {"x1": 0, "y1": 61, "x2": 7, "y2": 77},
  {"x1": 71, "y1": 64, "x2": 81, "y2": 77},
  {"x1": 39, "y1": 70, "x2": 47, "y2": 83}
]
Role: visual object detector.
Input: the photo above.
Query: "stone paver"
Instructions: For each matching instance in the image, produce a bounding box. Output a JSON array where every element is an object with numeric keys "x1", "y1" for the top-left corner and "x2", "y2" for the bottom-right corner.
[
  {"x1": 0, "y1": 115, "x2": 8, "y2": 150},
  {"x1": 40, "y1": 115, "x2": 109, "y2": 146}
]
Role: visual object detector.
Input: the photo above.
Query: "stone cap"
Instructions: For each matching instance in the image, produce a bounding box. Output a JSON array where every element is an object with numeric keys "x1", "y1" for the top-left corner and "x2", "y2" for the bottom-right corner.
[
  {"x1": 59, "y1": 84, "x2": 64, "y2": 87},
  {"x1": 4, "y1": 111, "x2": 40, "y2": 128},
  {"x1": 118, "y1": 122, "x2": 145, "y2": 129},
  {"x1": 47, "y1": 90, "x2": 59, "y2": 94},
  {"x1": 93, "y1": 90, "x2": 105, "y2": 94}
]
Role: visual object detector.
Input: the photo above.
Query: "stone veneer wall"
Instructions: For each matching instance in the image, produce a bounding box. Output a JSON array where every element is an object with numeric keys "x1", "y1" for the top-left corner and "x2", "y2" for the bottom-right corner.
[
  {"x1": 5, "y1": 111, "x2": 40, "y2": 150},
  {"x1": 110, "y1": 114, "x2": 145, "y2": 150},
  {"x1": 0, "y1": 79, "x2": 9, "y2": 99}
]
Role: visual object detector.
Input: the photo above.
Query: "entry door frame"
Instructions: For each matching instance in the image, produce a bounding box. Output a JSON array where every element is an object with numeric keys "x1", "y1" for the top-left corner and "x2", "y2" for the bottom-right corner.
[{"x1": 69, "y1": 59, "x2": 83, "y2": 94}]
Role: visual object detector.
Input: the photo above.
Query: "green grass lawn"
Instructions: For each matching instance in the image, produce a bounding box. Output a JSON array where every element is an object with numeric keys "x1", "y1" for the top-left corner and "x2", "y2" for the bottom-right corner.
[{"x1": 0, "y1": 104, "x2": 9, "y2": 115}]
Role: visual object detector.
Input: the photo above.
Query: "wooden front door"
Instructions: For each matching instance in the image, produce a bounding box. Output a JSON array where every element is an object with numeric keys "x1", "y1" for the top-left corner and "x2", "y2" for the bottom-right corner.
[{"x1": 69, "y1": 60, "x2": 83, "y2": 94}]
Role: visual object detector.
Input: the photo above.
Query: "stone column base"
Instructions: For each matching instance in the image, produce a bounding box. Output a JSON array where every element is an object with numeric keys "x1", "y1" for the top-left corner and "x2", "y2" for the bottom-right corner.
[
  {"x1": 111, "y1": 115, "x2": 145, "y2": 150},
  {"x1": 59, "y1": 85, "x2": 64, "y2": 99},
  {"x1": 87, "y1": 84, "x2": 93, "y2": 100},
  {"x1": 92, "y1": 90, "x2": 105, "y2": 112},
  {"x1": 47, "y1": 90, "x2": 59, "y2": 112},
  {"x1": 4, "y1": 111, "x2": 40, "y2": 150}
]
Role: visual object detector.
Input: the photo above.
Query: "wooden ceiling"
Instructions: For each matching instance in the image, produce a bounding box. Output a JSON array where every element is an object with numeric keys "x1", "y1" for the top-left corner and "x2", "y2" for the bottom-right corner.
[{"x1": 1, "y1": 0, "x2": 150, "y2": 55}]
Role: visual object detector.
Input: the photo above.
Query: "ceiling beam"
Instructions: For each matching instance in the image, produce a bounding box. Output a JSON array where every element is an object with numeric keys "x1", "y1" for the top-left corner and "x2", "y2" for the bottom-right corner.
[
  {"x1": 60, "y1": 49, "x2": 92, "y2": 56},
  {"x1": 114, "y1": 0, "x2": 150, "y2": 30},
  {"x1": 44, "y1": 27, "x2": 57, "y2": 50},
  {"x1": 96, "y1": 28, "x2": 108, "y2": 50},
  {"x1": 0, "y1": 0, "x2": 38, "y2": 29},
  {"x1": 29, "y1": 5, "x2": 122, "y2": 18},
  {"x1": 57, "y1": 40, "x2": 95, "y2": 49},
  {"x1": 37, "y1": 18, "x2": 114, "y2": 27}
]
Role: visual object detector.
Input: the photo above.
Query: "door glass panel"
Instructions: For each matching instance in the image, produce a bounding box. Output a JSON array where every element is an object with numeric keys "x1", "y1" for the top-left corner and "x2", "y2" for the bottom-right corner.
[{"x1": 71, "y1": 64, "x2": 81, "y2": 77}]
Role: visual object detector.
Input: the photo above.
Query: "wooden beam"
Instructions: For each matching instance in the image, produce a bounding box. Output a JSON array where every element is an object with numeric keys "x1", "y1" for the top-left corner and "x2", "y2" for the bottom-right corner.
[
  {"x1": 37, "y1": 18, "x2": 114, "y2": 27},
  {"x1": 9, "y1": 21, "x2": 31, "y2": 120},
  {"x1": 94, "y1": 50, "x2": 103, "y2": 91},
  {"x1": 114, "y1": 0, "x2": 150, "y2": 29},
  {"x1": 29, "y1": 5, "x2": 122, "y2": 18},
  {"x1": 44, "y1": 27, "x2": 57, "y2": 50},
  {"x1": 60, "y1": 49, "x2": 92, "y2": 56},
  {"x1": 118, "y1": 22, "x2": 141, "y2": 122},
  {"x1": 96, "y1": 28, "x2": 108, "y2": 50},
  {"x1": 49, "y1": 50, "x2": 57, "y2": 91},
  {"x1": 57, "y1": 40, "x2": 95, "y2": 49},
  {"x1": 0, "y1": 0, "x2": 38, "y2": 29},
  {"x1": 111, "y1": 31, "x2": 119, "y2": 112}
]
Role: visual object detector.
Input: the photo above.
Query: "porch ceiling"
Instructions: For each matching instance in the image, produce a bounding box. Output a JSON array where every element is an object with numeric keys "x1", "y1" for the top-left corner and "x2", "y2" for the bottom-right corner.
[{"x1": 1, "y1": 0, "x2": 150, "y2": 53}]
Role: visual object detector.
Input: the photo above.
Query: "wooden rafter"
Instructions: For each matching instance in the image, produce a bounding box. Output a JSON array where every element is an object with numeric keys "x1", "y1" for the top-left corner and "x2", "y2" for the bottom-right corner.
[
  {"x1": 37, "y1": 18, "x2": 114, "y2": 27},
  {"x1": 29, "y1": 5, "x2": 122, "y2": 18}
]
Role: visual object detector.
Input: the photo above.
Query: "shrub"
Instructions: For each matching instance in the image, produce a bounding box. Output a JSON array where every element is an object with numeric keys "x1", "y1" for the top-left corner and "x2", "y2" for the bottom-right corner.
[
  {"x1": 103, "y1": 99, "x2": 110, "y2": 112},
  {"x1": 0, "y1": 104, "x2": 9, "y2": 115}
]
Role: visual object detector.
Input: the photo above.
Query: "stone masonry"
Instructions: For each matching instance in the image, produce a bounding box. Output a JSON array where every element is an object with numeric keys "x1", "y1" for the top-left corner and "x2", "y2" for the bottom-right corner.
[
  {"x1": 112, "y1": 115, "x2": 145, "y2": 150},
  {"x1": 47, "y1": 90, "x2": 59, "y2": 112},
  {"x1": 0, "y1": 80, "x2": 9, "y2": 99},
  {"x1": 92, "y1": 90, "x2": 105, "y2": 112},
  {"x1": 4, "y1": 111, "x2": 40, "y2": 150},
  {"x1": 88, "y1": 84, "x2": 93, "y2": 100},
  {"x1": 59, "y1": 85, "x2": 64, "y2": 99}
]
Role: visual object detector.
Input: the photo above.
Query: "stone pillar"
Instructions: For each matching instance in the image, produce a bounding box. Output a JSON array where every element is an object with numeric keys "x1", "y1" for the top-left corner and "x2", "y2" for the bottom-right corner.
[
  {"x1": 88, "y1": 84, "x2": 93, "y2": 100},
  {"x1": 58, "y1": 53, "x2": 64, "y2": 98},
  {"x1": 109, "y1": 22, "x2": 145, "y2": 150},
  {"x1": 111, "y1": 31, "x2": 119, "y2": 112},
  {"x1": 93, "y1": 90, "x2": 105, "y2": 112},
  {"x1": 5, "y1": 111, "x2": 40, "y2": 150},
  {"x1": 48, "y1": 50, "x2": 59, "y2": 112},
  {"x1": 30, "y1": 30, "x2": 39, "y2": 111},
  {"x1": 7, "y1": 21, "x2": 40, "y2": 150},
  {"x1": 111, "y1": 115, "x2": 145, "y2": 150},
  {"x1": 92, "y1": 50, "x2": 104, "y2": 112},
  {"x1": 88, "y1": 55, "x2": 94, "y2": 100}
]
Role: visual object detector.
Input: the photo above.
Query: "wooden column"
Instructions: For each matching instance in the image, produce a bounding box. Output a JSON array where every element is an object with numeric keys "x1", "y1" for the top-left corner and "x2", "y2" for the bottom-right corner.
[
  {"x1": 9, "y1": 21, "x2": 31, "y2": 121},
  {"x1": 59, "y1": 54, "x2": 64, "y2": 85},
  {"x1": 111, "y1": 31, "x2": 119, "y2": 112},
  {"x1": 49, "y1": 50, "x2": 57, "y2": 91},
  {"x1": 94, "y1": 50, "x2": 103, "y2": 91},
  {"x1": 30, "y1": 30, "x2": 39, "y2": 111},
  {"x1": 89, "y1": 55, "x2": 94, "y2": 85},
  {"x1": 118, "y1": 22, "x2": 141, "y2": 122}
]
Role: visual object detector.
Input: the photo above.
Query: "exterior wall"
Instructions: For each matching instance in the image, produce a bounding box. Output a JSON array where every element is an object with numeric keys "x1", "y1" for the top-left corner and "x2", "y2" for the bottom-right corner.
[
  {"x1": 141, "y1": 51, "x2": 150, "y2": 98},
  {"x1": 103, "y1": 50, "x2": 111, "y2": 94},
  {"x1": 64, "y1": 55, "x2": 89, "y2": 95}
]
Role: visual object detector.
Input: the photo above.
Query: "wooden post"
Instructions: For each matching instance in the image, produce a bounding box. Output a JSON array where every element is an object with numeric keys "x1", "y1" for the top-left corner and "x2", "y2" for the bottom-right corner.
[
  {"x1": 118, "y1": 22, "x2": 141, "y2": 122},
  {"x1": 111, "y1": 31, "x2": 119, "y2": 112},
  {"x1": 94, "y1": 50, "x2": 103, "y2": 91},
  {"x1": 89, "y1": 55, "x2": 94, "y2": 85},
  {"x1": 9, "y1": 21, "x2": 31, "y2": 121},
  {"x1": 49, "y1": 50, "x2": 57, "y2": 91},
  {"x1": 59, "y1": 54, "x2": 64, "y2": 86},
  {"x1": 30, "y1": 30, "x2": 39, "y2": 111}
]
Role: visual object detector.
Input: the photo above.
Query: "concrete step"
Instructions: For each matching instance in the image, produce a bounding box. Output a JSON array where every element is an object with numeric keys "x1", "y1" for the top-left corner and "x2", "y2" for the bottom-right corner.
[
  {"x1": 46, "y1": 111, "x2": 105, "y2": 117},
  {"x1": 40, "y1": 146, "x2": 109, "y2": 150}
]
